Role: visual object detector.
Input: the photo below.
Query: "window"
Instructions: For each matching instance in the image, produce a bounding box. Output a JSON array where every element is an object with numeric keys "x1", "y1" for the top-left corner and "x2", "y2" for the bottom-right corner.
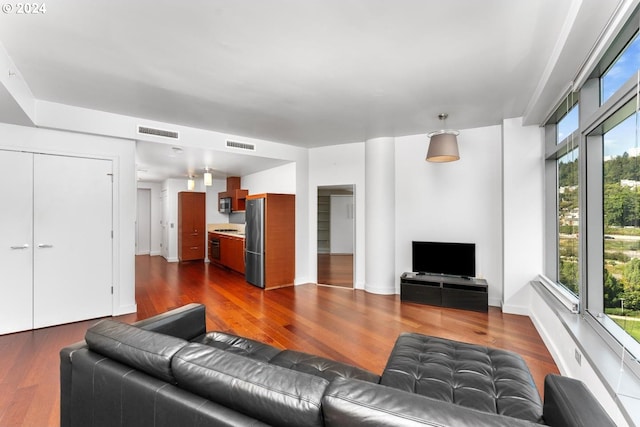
[
  {"x1": 601, "y1": 32, "x2": 640, "y2": 104},
  {"x1": 545, "y1": 96, "x2": 580, "y2": 299},
  {"x1": 543, "y1": 5, "x2": 640, "y2": 413},
  {"x1": 558, "y1": 147, "x2": 579, "y2": 295},
  {"x1": 557, "y1": 105, "x2": 579, "y2": 143},
  {"x1": 545, "y1": 6, "x2": 640, "y2": 355},
  {"x1": 602, "y1": 112, "x2": 640, "y2": 341}
]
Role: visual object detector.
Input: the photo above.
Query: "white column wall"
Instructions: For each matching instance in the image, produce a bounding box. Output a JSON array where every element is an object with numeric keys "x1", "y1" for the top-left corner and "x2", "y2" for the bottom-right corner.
[
  {"x1": 365, "y1": 137, "x2": 396, "y2": 294},
  {"x1": 502, "y1": 117, "x2": 544, "y2": 313}
]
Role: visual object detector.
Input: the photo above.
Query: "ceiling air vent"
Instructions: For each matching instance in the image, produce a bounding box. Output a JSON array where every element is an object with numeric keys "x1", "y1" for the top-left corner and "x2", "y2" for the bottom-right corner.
[
  {"x1": 137, "y1": 125, "x2": 179, "y2": 139},
  {"x1": 226, "y1": 140, "x2": 255, "y2": 151}
]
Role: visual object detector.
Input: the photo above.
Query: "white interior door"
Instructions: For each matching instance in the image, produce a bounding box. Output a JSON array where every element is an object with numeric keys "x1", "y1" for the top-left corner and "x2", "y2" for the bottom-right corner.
[
  {"x1": 0, "y1": 151, "x2": 34, "y2": 334},
  {"x1": 33, "y1": 154, "x2": 113, "y2": 328},
  {"x1": 136, "y1": 188, "x2": 151, "y2": 255},
  {"x1": 330, "y1": 195, "x2": 354, "y2": 254}
]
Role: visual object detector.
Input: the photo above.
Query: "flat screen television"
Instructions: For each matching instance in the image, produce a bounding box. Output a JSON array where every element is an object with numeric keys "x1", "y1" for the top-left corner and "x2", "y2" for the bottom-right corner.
[{"x1": 412, "y1": 241, "x2": 475, "y2": 278}]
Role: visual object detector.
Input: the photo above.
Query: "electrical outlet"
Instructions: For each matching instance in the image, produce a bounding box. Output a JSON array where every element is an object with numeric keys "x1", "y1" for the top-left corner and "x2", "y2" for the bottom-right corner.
[{"x1": 574, "y1": 348, "x2": 582, "y2": 366}]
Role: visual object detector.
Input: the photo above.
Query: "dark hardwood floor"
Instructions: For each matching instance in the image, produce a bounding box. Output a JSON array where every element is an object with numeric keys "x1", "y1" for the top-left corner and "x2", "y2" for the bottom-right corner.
[
  {"x1": 317, "y1": 253, "x2": 354, "y2": 287},
  {"x1": 0, "y1": 255, "x2": 559, "y2": 426}
]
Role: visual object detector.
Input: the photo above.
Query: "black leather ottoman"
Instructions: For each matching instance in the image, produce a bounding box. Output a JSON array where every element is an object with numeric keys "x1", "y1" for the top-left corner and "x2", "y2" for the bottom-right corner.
[{"x1": 380, "y1": 333, "x2": 543, "y2": 423}]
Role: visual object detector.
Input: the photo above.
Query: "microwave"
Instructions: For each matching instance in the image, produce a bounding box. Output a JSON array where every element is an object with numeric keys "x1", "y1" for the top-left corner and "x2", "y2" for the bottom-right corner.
[{"x1": 219, "y1": 197, "x2": 231, "y2": 213}]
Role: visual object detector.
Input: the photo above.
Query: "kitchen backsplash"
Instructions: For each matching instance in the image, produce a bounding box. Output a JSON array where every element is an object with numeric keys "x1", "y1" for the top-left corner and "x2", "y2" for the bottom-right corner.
[{"x1": 229, "y1": 211, "x2": 246, "y2": 224}]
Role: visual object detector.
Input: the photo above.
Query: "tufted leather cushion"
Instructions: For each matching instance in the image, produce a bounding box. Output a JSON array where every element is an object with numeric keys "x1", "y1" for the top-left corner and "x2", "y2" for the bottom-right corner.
[
  {"x1": 380, "y1": 333, "x2": 543, "y2": 423},
  {"x1": 85, "y1": 319, "x2": 188, "y2": 384},
  {"x1": 270, "y1": 350, "x2": 381, "y2": 383},
  {"x1": 194, "y1": 331, "x2": 282, "y2": 362},
  {"x1": 172, "y1": 343, "x2": 329, "y2": 427}
]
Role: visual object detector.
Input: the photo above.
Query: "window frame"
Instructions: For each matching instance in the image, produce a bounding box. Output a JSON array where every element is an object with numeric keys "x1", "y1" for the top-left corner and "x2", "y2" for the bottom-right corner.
[
  {"x1": 583, "y1": 82, "x2": 640, "y2": 368},
  {"x1": 544, "y1": 95, "x2": 582, "y2": 309},
  {"x1": 543, "y1": 6, "x2": 640, "y2": 376}
]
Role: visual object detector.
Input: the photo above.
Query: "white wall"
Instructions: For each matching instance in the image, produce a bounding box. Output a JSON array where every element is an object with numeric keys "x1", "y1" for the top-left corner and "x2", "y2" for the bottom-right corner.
[
  {"x1": 242, "y1": 162, "x2": 297, "y2": 194},
  {"x1": 162, "y1": 179, "x2": 189, "y2": 262},
  {"x1": 205, "y1": 178, "x2": 229, "y2": 225},
  {"x1": 137, "y1": 181, "x2": 163, "y2": 256},
  {"x1": 0, "y1": 122, "x2": 137, "y2": 316},
  {"x1": 309, "y1": 143, "x2": 366, "y2": 287},
  {"x1": 395, "y1": 126, "x2": 504, "y2": 304},
  {"x1": 502, "y1": 118, "x2": 544, "y2": 313}
]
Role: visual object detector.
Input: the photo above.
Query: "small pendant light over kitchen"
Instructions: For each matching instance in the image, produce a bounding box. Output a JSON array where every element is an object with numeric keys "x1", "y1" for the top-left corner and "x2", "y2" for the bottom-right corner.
[
  {"x1": 187, "y1": 175, "x2": 195, "y2": 191},
  {"x1": 203, "y1": 168, "x2": 212, "y2": 186},
  {"x1": 426, "y1": 113, "x2": 460, "y2": 163}
]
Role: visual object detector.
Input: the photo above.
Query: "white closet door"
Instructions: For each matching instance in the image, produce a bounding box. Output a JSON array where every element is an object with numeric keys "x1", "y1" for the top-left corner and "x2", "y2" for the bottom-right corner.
[
  {"x1": 33, "y1": 155, "x2": 113, "y2": 328},
  {"x1": 0, "y1": 151, "x2": 34, "y2": 334}
]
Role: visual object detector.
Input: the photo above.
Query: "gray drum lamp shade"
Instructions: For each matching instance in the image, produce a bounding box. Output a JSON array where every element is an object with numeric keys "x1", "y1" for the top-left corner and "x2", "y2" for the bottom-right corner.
[
  {"x1": 426, "y1": 131, "x2": 460, "y2": 162},
  {"x1": 426, "y1": 113, "x2": 460, "y2": 162}
]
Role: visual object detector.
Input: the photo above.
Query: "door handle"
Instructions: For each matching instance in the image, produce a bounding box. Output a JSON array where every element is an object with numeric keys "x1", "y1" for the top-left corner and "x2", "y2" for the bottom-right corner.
[
  {"x1": 10, "y1": 244, "x2": 29, "y2": 250},
  {"x1": 37, "y1": 244, "x2": 54, "y2": 248}
]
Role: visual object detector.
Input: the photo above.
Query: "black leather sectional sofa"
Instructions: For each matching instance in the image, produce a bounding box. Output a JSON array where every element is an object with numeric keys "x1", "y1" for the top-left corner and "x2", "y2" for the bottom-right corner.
[{"x1": 60, "y1": 303, "x2": 615, "y2": 427}]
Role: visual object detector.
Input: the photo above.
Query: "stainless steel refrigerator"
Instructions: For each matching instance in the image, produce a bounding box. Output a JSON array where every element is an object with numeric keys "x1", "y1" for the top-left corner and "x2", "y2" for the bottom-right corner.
[{"x1": 245, "y1": 198, "x2": 265, "y2": 288}]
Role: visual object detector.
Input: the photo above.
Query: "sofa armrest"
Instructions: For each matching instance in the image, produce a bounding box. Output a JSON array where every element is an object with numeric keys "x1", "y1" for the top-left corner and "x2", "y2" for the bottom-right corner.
[
  {"x1": 133, "y1": 303, "x2": 206, "y2": 341},
  {"x1": 60, "y1": 304, "x2": 206, "y2": 427},
  {"x1": 60, "y1": 340, "x2": 89, "y2": 427},
  {"x1": 543, "y1": 374, "x2": 616, "y2": 427}
]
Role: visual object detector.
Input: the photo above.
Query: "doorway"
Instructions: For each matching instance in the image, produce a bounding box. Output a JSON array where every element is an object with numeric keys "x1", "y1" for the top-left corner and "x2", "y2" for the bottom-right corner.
[
  {"x1": 136, "y1": 188, "x2": 151, "y2": 255},
  {"x1": 317, "y1": 185, "x2": 355, "y2": 288}
]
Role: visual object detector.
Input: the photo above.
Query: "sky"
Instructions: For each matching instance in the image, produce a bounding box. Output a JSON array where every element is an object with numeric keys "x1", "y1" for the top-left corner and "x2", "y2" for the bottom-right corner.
[
  {"x1": 557, "y1": 32, "x2": 640, "y2": 159},
  {"x1": 602, "y1": 33, "x2": 640, "y2": 159}
]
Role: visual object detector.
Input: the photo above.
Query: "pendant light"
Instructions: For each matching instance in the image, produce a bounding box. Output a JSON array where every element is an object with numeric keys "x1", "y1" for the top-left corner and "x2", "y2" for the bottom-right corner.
[
  {"x1": 203, "y1": 168, "x2": 212, "y2": 186},
  {"x1": 187, "y1": 176, "x2": 195, "y2": 191},
  {"x1": 426, "y1": 113, "x2": 460, "y2": 162}
]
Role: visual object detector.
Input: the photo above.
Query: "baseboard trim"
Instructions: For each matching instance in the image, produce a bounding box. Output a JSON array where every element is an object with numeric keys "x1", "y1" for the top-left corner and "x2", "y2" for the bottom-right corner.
[
  {"x1": 502, "y1": 303, "x2": 529, "y2": 316},
  {"x1": 113, "y1": 304, "x2": 137, "y2": 316}
]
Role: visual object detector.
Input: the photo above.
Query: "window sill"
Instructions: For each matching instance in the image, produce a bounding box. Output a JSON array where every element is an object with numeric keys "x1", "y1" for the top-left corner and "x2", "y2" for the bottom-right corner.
[
  {"x1": 531, "y1": 280, "x2": 640, "y2": 425},
  {"x1": 536, "y1": 274, "x2": 579, "y2": 313}
]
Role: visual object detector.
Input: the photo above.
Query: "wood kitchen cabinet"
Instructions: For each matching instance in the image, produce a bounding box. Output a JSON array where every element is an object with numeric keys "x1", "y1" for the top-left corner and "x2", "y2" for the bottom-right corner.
[
  {"x1": 210, "y1": 232, "x2": 245, "y2": 274},
  {"x1": 178, "y1": 192, "x2": 206, "y2": 261},
  {"x1": 221, "y1": 234, "x2": 245, "y2": 274},
  {"x1": 218, "y1": 176, "x2": 248, "y2": 212}
]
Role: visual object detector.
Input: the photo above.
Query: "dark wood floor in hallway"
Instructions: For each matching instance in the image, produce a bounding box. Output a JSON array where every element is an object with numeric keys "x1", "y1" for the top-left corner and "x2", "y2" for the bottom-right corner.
[
  {"x1": 0, "y1": 255, "x2": 559, "y2": 426},
  {"x1": 317, "y1": 253, "x2": 353, "y2": 287}
]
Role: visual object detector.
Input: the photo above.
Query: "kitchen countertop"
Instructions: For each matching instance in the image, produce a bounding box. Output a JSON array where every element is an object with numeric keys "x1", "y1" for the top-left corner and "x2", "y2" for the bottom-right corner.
[{"x1": 207, "y1": 223, "x2": 245, "y2": 238}]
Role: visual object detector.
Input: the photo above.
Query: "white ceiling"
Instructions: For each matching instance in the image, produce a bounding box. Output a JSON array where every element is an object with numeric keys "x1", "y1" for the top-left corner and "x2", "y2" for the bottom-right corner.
[
  {"x1": 135, "y1": 140, "x2": 290, "y2": 182},
  {"x1": 0, "y1": 0, "x2": 625, "y2": 180}
]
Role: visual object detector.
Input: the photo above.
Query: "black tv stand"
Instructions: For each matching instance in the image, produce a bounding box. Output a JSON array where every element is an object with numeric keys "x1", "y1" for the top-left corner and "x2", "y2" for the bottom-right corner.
[{"x1": 400, "y1": 272, "x2": 488, "y2": 312}]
